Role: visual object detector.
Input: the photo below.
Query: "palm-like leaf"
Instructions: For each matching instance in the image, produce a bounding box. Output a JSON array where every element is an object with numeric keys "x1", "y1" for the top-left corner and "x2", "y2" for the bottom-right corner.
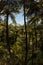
[
  {"x1": 27, "y1": 15, "x2": 40, "y2": 25},
  {"x1": 26, "y1": 0, "x2": 43, "y2": 24},
  {"x1": 26, "y1": 2, "x2": 40, "y2": 17},
  {"x1": 0, "y1": 0, "x2": 21, "y2": 23},
  {"x1": 9, "y1": 13, "x2": 16, "y2": 23}
]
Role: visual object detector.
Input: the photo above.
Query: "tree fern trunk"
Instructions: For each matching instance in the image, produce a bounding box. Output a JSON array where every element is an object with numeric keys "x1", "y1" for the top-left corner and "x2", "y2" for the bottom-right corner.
[
  {"x1": 34, "y1": 23, "x2": 37, "y2": 49},
  {"x1": 6, "y1": 13, "x2": 10, "y2": 53},
  {"x1": 24, "y1": 0, "x2": 28, "y2": 65},
  {"x1": 32, "y1": 32, "x2": 34, "y2": 65}
]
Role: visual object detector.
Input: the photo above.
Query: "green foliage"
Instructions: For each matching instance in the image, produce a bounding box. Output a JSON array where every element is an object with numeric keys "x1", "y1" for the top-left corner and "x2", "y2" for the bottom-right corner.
[
  {"x1": 0, "y1": 21, "x2": 43, "y2": 65},
  {"x1": 0, "y1": 0, "x2": 43, "y2": 65}
]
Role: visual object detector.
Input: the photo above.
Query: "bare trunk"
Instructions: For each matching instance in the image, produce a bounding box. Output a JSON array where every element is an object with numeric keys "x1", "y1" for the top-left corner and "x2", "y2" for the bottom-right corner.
[
  {"x1": 32, "y1": 33, "x2": 34, "y2": 65},
  {"x1": 24, "y1": 0, "x2": 28, "y2": 65},
  {"x1": 34, "y1": 23, "x2": 37, "y2": 49},
  {"x1": 6, "y1": 13, "x2": 10, "y2": 53}
]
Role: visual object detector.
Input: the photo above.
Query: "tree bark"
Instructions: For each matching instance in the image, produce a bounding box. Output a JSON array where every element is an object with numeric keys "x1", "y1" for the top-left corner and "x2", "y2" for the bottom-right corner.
[
  {"x1": 6, "y1": 13, "x2": 10, "y2": 53},
  {"x1": 24, "y1": 0, "x2": 28, "y2": 65}
]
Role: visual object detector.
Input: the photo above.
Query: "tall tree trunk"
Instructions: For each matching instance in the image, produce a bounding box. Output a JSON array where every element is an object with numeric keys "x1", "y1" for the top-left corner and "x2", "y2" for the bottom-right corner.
[
  {"x1": 32, "y1": 32, "x2": 34, "y2": 65},
  {"x1": 6, "y1": 13, "x2": 11, "y2": 65},
  {"x1": 40, "y1": 30, "x2": 43, "y2": 53},
  {"x1": 34, "y1": 23, "x2": 37, "y2": 49},
  {"x1": 24, "y1": 0, "x2": 28, "y2": 65},
  {"x1": 6, "y1": 13, "x2": 10, "y2": 53},
  {"x1": 34, "y1": 11, "x2": 38, "y2": 49}
]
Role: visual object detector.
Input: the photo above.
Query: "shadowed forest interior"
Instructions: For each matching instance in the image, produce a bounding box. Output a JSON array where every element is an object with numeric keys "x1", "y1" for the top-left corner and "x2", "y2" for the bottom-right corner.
[{"x1": 0, "y1": 0, "x2": 43, "y2": 65}]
